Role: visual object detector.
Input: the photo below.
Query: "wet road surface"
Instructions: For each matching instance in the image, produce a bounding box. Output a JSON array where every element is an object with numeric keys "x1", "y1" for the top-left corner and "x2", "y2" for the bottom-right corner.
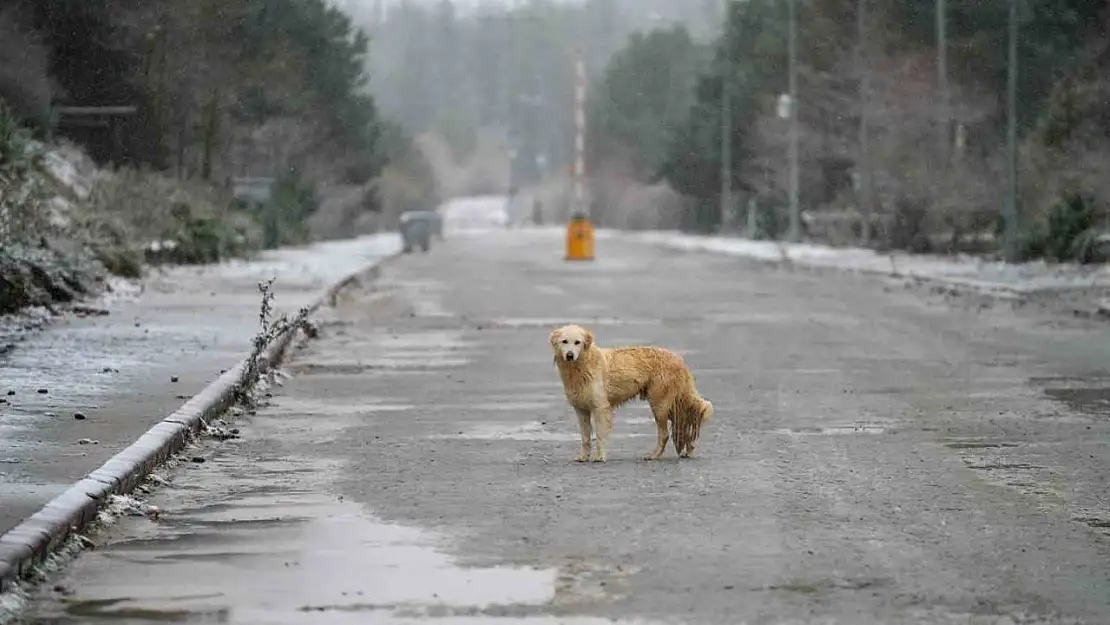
[
  {"x1": 0, "y1": 235, "x2": 397, "y2": 537},
  {"x1": 26, "y1": 229, "x2": 1110, "y2": 624}
]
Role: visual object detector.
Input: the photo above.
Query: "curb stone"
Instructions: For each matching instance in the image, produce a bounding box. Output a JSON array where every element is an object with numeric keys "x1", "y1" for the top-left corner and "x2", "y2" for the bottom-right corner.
[{"x1": 0, "y1": 250, "x2": 401, "y2": 593}]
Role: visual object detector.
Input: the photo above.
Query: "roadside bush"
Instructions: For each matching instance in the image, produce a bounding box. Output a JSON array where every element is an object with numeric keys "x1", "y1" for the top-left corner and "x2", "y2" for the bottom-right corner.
[
  {"x1": 251, "y1": 171, "x2": 318, "y2": 249},
  {"x1": 82, "y1": 167, "x2": 259, "y2": 268},
  {"x1": 883, "y1": 196, "x2": 932, "y2": 254},
  {"x1": 0, "y1": 101, "x2": 51, "y2": 245},
  {"x1": 748, "y1": 195, "x2": 784, "y2": 241},
  {"x1": 1037, "y1": 193, "x2": 1106, "y2": 264}
]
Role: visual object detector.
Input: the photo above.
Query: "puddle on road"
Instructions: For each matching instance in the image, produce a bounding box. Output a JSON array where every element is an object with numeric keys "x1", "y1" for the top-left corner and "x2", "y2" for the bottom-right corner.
[
  {"x1": 944, "y1": 440, "x2": 1020, "y2": 450},
  {"x1": 436, "y1": 421, "x2": 651, "y2": 442},
  {"x1": 266, "y1": 395, "x2": 414, "y2": 417},
  {"x1": 440, "y1": 421, "x2": 580, "y2": 442},
  {"x1": 288, "y1": 358, "x2": 470, "y2": 374},
  {"x1": 1043, "y1": 386, "x2": 1110, "y2": 418},
  {"x1": 431, "y1": 401, "x2": 560, "y2": 412},
  {"x1": 40, "y1": 461, "x2": 572, "y2": 624},
  {"x1": 773, "y1": 423, "x2": 888, "y2": 436},
  {"x1": 482, "y1": 317, "x2": 661, "y2": 329},
  {"x1": 1032, "y1": 376, "x2": 1110, "y2": 419},
  {"x1": 287, "y1": 329, "x2": 473, "y2": 375}
]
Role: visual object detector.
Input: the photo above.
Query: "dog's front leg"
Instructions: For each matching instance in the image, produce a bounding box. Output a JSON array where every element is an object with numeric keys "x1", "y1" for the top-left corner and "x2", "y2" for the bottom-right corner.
[
  {"x1": 591, "y1": 405, "x2": 613, "y2": 462},
  {"x1": 574, "y1": 408, "x2": 592, "y2": 462}
]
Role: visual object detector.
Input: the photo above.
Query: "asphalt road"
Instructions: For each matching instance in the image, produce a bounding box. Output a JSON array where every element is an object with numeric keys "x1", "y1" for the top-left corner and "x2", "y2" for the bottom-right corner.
[{"x1": 26, "y1": 229, "x2": 1110, "y2": 625}]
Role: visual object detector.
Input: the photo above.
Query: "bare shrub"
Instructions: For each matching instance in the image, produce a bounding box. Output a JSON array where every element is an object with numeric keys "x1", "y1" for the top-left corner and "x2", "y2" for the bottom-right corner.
[
  {"x1": 589, "y1": 170, "x2": 685, "y2": 231},
  {"x1": 306, "y1": 183, "x2": 376, "y2": 240}
]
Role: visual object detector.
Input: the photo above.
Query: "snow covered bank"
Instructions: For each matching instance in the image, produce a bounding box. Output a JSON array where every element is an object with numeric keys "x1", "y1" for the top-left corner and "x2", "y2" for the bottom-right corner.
[{"x1": 609, "y1": 230, "x2": 1110, "y2": 294}]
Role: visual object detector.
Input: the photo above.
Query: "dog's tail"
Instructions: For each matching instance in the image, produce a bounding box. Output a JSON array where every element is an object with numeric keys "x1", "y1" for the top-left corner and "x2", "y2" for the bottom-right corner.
[
  {"x1": 672, "y1": 393, "x2": 712, "y2": 455},
  {"x1": 698, "y1": 398, "x2": 713, "y2": 424}
]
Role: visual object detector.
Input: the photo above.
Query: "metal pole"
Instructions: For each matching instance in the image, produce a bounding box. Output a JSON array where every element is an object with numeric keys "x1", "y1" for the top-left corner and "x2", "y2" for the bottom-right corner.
[
  {"x1": 720, "y1": 1, "x2": 733, "y2": 233},
  {"x1": 786, "y1": 0, "x2": 800, "y2": 241},
  {"x1": 936, "y1": 0, "x2": 949, "y2": 163},
  {"x1": 857, "y1": 0, "x2": 872, "y2": 245},
  {"x1": 1003, "y1": 0, "x2": 1020, "y2": 261},
  {"x1": 573, "y1": 52, "x2": 587, "y2": 219}
]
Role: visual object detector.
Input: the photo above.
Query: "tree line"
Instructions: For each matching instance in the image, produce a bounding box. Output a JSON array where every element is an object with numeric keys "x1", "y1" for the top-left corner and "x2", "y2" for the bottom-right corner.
[
  {"x1": 588, "y1": 0, "x2": 1109, "y2": 261},
  {"x1": 1, "y1": 0, "x2": 383, "y2": 185},
  {"x1": 1, "y1": 0, "x2": 432, "y2": 266},
  {"x1": 351, "y1": 0, "x2": 723, "y2": 190}
]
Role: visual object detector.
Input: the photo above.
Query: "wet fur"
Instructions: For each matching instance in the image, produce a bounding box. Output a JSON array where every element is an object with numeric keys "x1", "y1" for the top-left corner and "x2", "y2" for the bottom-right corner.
[{"x1": 549, "y1": 325, "x2": 713, "y2": 462}]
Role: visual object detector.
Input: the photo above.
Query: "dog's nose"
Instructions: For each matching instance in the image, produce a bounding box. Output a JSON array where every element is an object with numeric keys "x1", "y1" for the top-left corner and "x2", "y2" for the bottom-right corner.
[{"x1": 564, "y1": 353, "x2": 575, "y2": 361}]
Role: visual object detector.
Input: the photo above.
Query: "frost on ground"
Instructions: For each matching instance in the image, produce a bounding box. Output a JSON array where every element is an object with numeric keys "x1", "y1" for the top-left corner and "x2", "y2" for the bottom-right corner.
[
  {"x1": 613, "y1": 230, "x2": 1110, "y2": 293},
  {"x1": 91, "y1": 275, "x2": 143, "y2": 308}
]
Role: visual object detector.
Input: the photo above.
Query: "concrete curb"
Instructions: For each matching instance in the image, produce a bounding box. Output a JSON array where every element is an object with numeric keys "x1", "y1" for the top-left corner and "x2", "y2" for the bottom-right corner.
[{"x1": 0, "y1": 251, "x2": 401, "y2": 593}]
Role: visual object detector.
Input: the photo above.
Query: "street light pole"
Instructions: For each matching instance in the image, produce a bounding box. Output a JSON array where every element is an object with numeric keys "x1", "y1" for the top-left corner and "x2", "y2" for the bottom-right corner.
[
  {"x1": 857, "y1": 0, "x2": 872, "y2": 245},
  {"x1": 720, "y1": 1, "x2": 733, "y2": 233},
  {"x1": 936, "y1": 0, "x2": 949, "y2": 163},
  {"x1": 573, "y1": 51, "x2": 588, "y2": 220},
  {"x1": 786, "y1": 0, "x2": 800, "y2": 242},
  {"x1": 1003, "y1": 0, "x2": 1020, "y2": 261}
]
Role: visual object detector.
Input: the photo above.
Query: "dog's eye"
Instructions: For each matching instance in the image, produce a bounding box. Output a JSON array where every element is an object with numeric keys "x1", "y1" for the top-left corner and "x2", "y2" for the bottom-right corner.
[
  {"x1": 574, "y1": 340, "x2": 581, "y2": 345},
  {"x1": 561, "y1": 339, "x2": 568, "y2": 344}
]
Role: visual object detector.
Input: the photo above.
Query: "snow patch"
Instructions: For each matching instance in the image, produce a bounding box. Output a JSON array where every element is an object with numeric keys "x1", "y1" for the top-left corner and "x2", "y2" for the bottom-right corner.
[
  {"x1": 205, "y1": 233, "x2": 401, "y2": 287},
  {"x1": 614, "y1": 230, "x2": 1110, "y2": 293}
]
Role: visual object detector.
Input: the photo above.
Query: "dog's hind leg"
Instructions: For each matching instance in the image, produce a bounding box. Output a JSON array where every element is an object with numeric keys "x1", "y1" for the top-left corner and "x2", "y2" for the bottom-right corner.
[
  {"x1": 574, "y1": 408, "x2": 592, "y2": 463},
  {"x1": 671, "y1": 416, "x2": 688, "y2": 458},
  {"x1": 643, "y1": 398, "x2": 673, "y2": 461}
]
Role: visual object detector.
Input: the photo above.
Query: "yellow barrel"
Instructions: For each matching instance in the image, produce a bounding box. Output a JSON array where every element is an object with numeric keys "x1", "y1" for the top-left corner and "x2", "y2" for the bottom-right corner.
[{"x1": 565, "y1": 213, "x2": 594, "y2": 261}]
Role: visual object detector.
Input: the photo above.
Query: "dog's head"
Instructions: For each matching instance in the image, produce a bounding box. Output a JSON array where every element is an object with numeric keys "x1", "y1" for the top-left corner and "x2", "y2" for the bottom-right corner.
[{"x1": 549, "y1": 324, "x2": 593, "y2": 363}]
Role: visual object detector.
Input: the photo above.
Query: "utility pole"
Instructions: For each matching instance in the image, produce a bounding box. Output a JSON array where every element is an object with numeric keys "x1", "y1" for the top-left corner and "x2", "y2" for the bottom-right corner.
[
  {"x1": 1003, "y1": 0, "x2": 1020, "y2": 261},
  {"x1": 856, "y1": 0, "x2": 873, "y2": 245},
  {"x1": 573, "y1": 50, "x2": 588, "y2": 220},
  {"x1": 786, "y1": 0, "x2": 801, "y2": 242},
  {"x1": 720, "y1": 0, "x2": 733, "y2": 233},
  {"x1": 936, "y1": 0, "x2": 949, "y2": 164}
]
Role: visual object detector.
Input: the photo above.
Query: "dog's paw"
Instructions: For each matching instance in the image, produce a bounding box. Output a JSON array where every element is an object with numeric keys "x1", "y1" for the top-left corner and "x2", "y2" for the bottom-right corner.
[
  {"x1": 641, "y1": 454, "x2": 659, "y2": 462},
  {"x1": 573, "y1": 454, "x2": 590, "y2": 463},
  {"x1": 590, "y1": 453, "x2": 607, "y2": 463}
]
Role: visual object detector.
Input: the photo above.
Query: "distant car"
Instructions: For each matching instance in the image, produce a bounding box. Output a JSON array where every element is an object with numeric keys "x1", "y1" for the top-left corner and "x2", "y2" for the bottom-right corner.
[{"x1": 399, "y1": 210, "x2": 436, "y2": 253}]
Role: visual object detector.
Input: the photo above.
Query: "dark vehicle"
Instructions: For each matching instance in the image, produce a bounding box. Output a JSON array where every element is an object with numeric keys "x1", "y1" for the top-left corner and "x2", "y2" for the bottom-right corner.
[{"x1": 399, "y1": 210, "x2": 435, "y2": 253}]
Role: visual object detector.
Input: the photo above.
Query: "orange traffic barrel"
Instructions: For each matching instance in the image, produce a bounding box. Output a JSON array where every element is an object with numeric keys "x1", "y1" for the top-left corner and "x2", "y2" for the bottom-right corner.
[{"x1": 565, "y1": 212, "x2": 594, "y2": 261}]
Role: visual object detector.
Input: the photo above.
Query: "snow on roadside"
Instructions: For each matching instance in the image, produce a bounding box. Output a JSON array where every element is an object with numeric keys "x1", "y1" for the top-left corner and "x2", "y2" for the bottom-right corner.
[
  {"x1": 609, "y1": 230, "x2": 1110, "y2": 294},
  {"x1": 203, "y1": 233, "x2": 401, "y2": 287}
]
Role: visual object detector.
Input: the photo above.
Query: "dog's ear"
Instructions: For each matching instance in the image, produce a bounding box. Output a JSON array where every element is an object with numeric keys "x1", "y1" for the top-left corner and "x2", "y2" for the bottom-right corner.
[
  {"x1": 548, "y1": 329, "x2": 560, "y2": 347},
  {"x1": 583, "y1": 330, "x2": 594, "y2": 350}
]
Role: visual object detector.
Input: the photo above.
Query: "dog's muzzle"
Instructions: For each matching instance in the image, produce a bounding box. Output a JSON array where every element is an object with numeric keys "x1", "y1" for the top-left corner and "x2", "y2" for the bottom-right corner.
[{"x1": 564, "y1": 353, "x2": 576, "y2": 362}]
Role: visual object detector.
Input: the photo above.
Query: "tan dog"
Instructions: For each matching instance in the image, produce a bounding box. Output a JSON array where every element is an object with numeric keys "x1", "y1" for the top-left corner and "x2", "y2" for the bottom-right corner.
[{"x1": 549, "y1": 324, "x2": 713, "y2": 462}]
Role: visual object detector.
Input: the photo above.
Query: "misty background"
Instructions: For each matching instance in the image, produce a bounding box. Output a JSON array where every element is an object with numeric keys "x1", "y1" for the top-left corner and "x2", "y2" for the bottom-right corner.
[{"x1": 1, "y1": 0, "x2": 1108, "y2": 314}]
